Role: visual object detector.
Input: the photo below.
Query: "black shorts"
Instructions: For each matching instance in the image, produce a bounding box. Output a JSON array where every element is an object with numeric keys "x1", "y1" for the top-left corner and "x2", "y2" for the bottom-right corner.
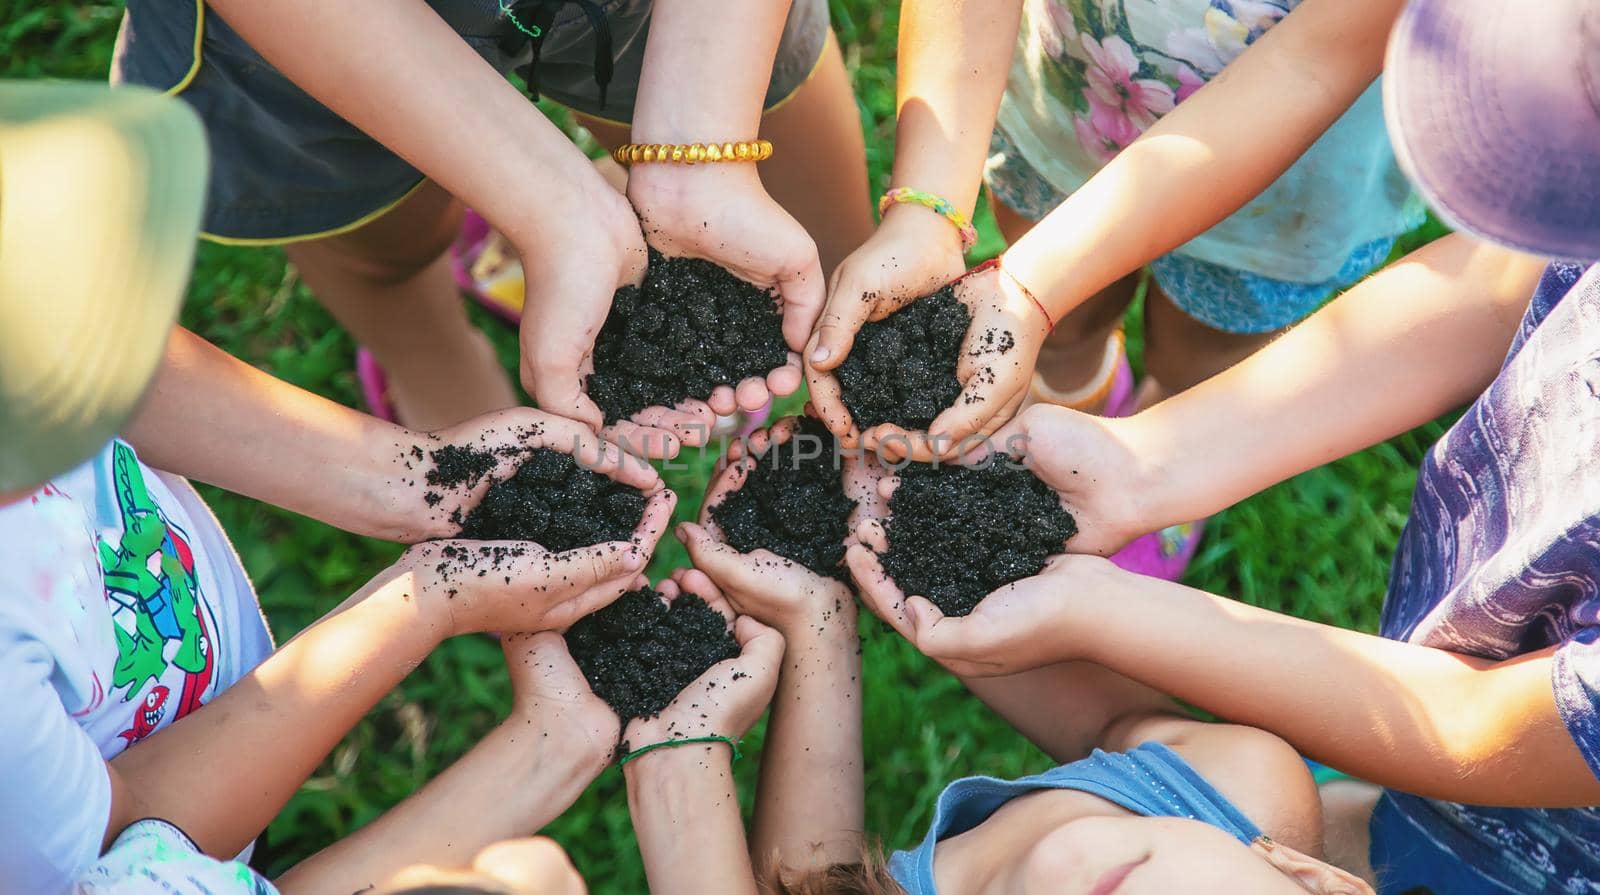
[{"x1": 113, "y1": 0, "x2": 831, "y2": 244}]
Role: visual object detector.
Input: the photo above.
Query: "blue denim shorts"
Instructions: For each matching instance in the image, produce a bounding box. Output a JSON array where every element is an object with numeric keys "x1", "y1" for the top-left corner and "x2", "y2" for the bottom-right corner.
[
  {"x1": 113, "y1": 0, "x2": 830, "y2": 244},
  {"x1": 984, "y1": 127, "x2": 1394, "y2": 335}
]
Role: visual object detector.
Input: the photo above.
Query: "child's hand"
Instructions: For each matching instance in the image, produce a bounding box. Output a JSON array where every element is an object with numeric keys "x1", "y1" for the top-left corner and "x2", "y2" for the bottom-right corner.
[
  {"x1": 848, "y1": 543, "x2": 1119, "y2": 677},
  {"x1": 400, "y1": 487, "x2": 675, "y2": 638},
  {"x1": 502, "y1": 632, "x2": 621, "y2": 773},
  {"x1": 382, "y1": 408, "x2": 666, "y2": 543},
  {"x1": 807, "y1": 210, "x2": 970, "y2": 442},
  {"x1": 621, "y1": 573, "x2": 784, "y2": 752},
  {"x1": 627, "y1": 164, "x2": 822, "y2": 418},
  {"x1": 516, "y1": 186, "x2": 713, "y2": 460},
  {"x1": 858, "y1": 263, "x2": 1048, "y2": 463},
  {"x1": 982, "y1": 404, "x2": 1171, "y2": 556}
]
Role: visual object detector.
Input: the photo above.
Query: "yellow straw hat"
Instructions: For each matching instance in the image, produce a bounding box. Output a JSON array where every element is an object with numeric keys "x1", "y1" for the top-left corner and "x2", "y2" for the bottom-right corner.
[{"x1": 0, "y1": 82, "x2": 208, "y2": 492}]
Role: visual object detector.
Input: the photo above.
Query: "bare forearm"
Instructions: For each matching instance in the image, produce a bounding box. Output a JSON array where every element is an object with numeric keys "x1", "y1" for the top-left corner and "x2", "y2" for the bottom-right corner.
[
  {"x1": 125, "y1": 329, "x2": 413, "y2": 539},
  {"x1": 275, "y1": 720, "x2": 599, "y2": 895},
  {"x1": 1004, "y1": 0, "x2": 1401, "y2": 315},
  {"x1": 631, "y1": 0, "x2": 792, "y2": 142},
  {"x1": 109, "y1": 570, "x2": 444, "y2": 855},
  {"x1": 1125, "y1": 234, "x2": 1544, "y2": 526},
  {"x1": 960, "y1": 662, "x2": 1172, "y2": 764},
  {"x1": 752, "y1": 618, "x2": 863, "y2": 881},
  {"x1": 1073, "y1": 572, "x2": 1599, "y2": 806},
  {"x1": 889, "y1": 0, "x2": 1023, "y2": 215},
  {"x1": 626, "y1": 748, "x2": 758, "y2": 895},
  {"x1": 202, "y1": 0, "x2": 601, "y2": 249}
]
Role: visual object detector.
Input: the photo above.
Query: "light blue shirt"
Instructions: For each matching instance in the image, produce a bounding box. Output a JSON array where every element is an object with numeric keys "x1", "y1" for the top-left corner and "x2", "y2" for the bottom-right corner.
[{"x1": 887, "y1": 743, "x2": 1262, "y2": 894}]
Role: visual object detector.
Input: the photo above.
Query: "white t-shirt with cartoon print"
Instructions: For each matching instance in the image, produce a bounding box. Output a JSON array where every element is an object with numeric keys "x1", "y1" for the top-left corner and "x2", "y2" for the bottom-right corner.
[{"x1": 0, "y1": 440, "x2": 273, "y2": 895}]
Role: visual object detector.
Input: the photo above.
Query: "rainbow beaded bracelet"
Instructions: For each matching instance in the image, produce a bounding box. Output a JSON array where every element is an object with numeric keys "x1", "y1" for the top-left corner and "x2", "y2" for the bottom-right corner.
[
  {"x1": 612, "y1": 140, "x2": 773, "y2": 166},
  {"x1": 878, "y1": 187, "x2": 979, "y2": 250}
]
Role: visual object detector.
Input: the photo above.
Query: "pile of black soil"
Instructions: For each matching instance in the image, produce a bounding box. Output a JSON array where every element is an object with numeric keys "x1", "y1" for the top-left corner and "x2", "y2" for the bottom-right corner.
[
  {"x1": 835, "y1": 286, "x2": 969, "y2": 431},
  {"x1": 566, "y1": 587, "x2": 740, "y2": 721},
  {"x1": 588, "y1": 250, "x2": 788, "y2": 424},
  {"x1": 881, "y1": 458, "x2": 1077, "y2": 617},
  {"x1": 708, "y1": 416, "x2": 853, "y2": 578},
  {"x1": 453, "y1": 447, "x2": 645, "y2": 551}
]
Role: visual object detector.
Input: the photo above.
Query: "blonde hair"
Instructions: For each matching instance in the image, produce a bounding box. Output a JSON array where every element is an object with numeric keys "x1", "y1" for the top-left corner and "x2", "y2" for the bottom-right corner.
[{"x1": 763, "y1": 842, "x2": 907, "y2": 895}]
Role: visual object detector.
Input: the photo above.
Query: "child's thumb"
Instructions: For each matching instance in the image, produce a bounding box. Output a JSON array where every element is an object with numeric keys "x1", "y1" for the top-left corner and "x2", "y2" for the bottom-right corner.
[{"x1": 809, "y1": 293, "x2": 873, "y2": 369}]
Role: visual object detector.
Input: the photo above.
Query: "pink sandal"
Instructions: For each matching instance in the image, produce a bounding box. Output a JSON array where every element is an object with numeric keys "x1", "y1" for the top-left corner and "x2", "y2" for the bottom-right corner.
[{"x1": 450, "y1": 209, "x2": 526, "y2": 324}]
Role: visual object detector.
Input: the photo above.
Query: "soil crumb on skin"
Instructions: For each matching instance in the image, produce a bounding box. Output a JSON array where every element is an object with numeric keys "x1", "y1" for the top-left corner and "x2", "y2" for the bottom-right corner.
[
  {"x1": 588, "y1": 250, "x2": 788, "y2": 424},
  {"x1": 567, "y1": 588, "x2": 740, "y2": 720},
  {"x1": 708, "y1": 417, "x2": 854, "y2": 578},
  {"x1": 453, "y1": 447, "x2": 645, "y2": 551},
  {"x1": 427, "y1": 444, "x2": 500, "y2": 490},
  {"x1": 882, "y1": 458, "x2": 1077, "y2": 617},
  {"x1": 835, "y1": 286, "x2": 970, "y2": 431}
]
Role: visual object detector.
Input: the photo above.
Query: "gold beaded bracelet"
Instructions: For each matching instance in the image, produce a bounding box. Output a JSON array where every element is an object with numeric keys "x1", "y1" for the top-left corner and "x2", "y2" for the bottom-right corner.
[{"x1": 611, "y1": 139, "x2": 774, "y2": 167}]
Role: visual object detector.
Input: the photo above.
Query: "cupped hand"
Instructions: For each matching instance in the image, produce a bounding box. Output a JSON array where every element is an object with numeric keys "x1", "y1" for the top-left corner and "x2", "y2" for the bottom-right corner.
[
  {"x1": 384, "y1": 407, "x2": 667, "y2": 543},
  {"x1": 858, "y1": 262, "x2": 1049, "y2": 463},
  {"x1": 806, "y1": 208, "x2": 970, "y2": 443},
  {"x1": 846, "y1": 542, "x2": 1120, "y2": 677},
  {"x1": 979, "y1": 403, "x2": 1169, "y2": 556},
  {"x1": 502, "y1": 631, "x2": 620, "y2": 771},
  {"x1": 401, "y1": 487, "x2": 676, "y2": 637},
  {"x1": 628, "y1": 164, "x2": 821, "y2": 417},
  {"x1": 621, "y1": 572, "x2": 784, "y2": 750},
  {"x1": 516, "y1": 183, "x2": 710, "y2": 459}
]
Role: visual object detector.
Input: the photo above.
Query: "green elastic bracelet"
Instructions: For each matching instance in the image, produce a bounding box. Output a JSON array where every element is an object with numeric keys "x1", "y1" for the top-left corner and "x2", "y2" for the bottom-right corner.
[
  {"x1": 618, "y1": 735, "x2": 741, "y2": 767},
  {"x1": 498, "y1": 0, "x2": 543, "y2": 38}
]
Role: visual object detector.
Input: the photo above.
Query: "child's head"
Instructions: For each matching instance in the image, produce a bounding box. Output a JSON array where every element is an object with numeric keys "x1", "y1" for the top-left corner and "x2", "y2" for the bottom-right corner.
[
  {"x1": 1384, "y1": 0, "x2": 1600, "y2": 260},
  {"x1": 769, "y1": 817, "x2": 1370, "y2": 895},
  {"x1": 0, "y1": 82, "x2": 206, "y2": 500}
]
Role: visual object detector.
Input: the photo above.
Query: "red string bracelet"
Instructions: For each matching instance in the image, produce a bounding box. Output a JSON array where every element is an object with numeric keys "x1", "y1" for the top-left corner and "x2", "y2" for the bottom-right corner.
[{"x1": 961, "y1": 257, "x2": 1054, "y2": 332}]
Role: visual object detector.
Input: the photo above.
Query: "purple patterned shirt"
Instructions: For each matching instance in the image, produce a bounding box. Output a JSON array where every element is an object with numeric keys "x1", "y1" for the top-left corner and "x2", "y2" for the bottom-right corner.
[{"x1": 1380, "y1": 261, "x2": 1600, "y2": 893}]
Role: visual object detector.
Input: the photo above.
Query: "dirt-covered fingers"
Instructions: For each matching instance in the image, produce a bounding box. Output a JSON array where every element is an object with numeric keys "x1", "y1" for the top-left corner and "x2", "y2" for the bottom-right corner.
[
  {"x1": 538, "y1": 419, "x2": 663, "y2": 493},
  {"x1": 844, "y1": 541, "x2": 912, "y2": 635},
  {"x1": 601, "y1": 420, "x2": 681, "y2": 462},
  {"x1": 628, "y1": 488, "x2": 677, "y2": 559},
  {"x1": 804, "y1": 360, "x2": 859, "y2": 442},
  {"x1": 697, "y1": 458, "x2": 754, "y2": 530},
  {"x1": 765, "y1": 352, "x2": 804, "y2": 400}
]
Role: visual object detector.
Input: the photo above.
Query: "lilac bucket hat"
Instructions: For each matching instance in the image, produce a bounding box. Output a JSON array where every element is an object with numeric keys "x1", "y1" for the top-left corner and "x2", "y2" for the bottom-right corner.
[{"x1": 1384, "y1": 0, "x2": 1600, "y2": 260}]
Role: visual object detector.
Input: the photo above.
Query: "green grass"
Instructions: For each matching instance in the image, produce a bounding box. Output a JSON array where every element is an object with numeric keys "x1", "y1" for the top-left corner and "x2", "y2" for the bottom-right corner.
[{"x1": 4, "y1": 3, "x2": 1445, "y2": 890}]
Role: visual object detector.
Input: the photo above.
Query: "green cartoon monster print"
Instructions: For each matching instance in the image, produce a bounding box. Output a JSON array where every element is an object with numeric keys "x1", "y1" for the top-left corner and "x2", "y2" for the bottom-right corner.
[{"x1": 98, "y1": 443, "x2": 209, "y2": 702}]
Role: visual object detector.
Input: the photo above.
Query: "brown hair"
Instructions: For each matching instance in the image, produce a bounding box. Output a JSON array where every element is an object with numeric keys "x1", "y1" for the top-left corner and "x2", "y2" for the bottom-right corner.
[{"x1": 762, "y1": 841, "x2": 907, "y2": 895}]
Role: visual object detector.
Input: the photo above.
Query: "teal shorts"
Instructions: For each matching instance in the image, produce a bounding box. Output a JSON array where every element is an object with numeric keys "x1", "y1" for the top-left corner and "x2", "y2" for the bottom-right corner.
[
  {"x1": 984, "y1": 126, "x2": 1397, "y2": 335},
  {"x1": 112, "y1": 0, "x2": 831, "y2": 244}
]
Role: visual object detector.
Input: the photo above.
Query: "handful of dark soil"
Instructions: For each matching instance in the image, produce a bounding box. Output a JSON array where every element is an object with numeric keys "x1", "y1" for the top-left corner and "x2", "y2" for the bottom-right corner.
[
  {"x1": 587, "y1": 250, "x2": 788, "y2": 424},
  {"x1": 566, "y1": 587, "x2": 740, "y2": 721},
  {"x1": 708, "y1": 416, "x2": 853, "y2": 578},
  {"x1": 452, "y1": 447, "x2": 646, "y2": 551},
  {"x1": 881, "y1": 458, "x2": 1077, "y2": 617},
  {"x1": 835, "y1": 286, "x2": 969, "y2": 431}
]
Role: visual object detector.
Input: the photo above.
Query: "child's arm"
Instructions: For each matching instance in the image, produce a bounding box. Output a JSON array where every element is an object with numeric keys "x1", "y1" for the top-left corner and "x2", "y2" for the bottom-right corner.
[
  {"x1": 876, "y1": 555, "x2": 1600, "y2": 808},
  {"x1": 1001, "y1": 0, "x2": 1404, "y2": 319},
  {"x1": 273, "y1": 635, "x2": 617, "y2": 895},
  {"x1": 809, "y1": 0, "x2": 1024, "y2": 366},
  {"x1": 620, "y1": 1, "x2": 823, "y2": 416},
  {"x1": 621, "y1": 576, "x2": 785, "y2": 895},
  {"x1": 678, "y1": 522, "x2": 865, "y2": 883},
  {"x1": 985, "y1": 234, "x2": 1546, "y2": 552},
  {"x1": 123, "y1": 328, "x2": 665, "y2": 543},
  {"x1": 198, "y1": 0, "x2": 680, "y2": 448},
  {"x1": 104, "y1": 500, "x2": 669, "y2": 859}
]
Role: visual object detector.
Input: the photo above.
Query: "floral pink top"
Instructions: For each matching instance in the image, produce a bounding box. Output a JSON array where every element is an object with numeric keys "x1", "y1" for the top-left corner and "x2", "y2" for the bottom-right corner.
[{"x1": 994, "y1": 0, "x2": 1421, "y2": 282}]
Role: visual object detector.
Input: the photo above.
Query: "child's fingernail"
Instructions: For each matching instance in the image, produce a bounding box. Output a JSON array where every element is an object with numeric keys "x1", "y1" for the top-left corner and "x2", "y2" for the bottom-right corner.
[{"x1": 811, "y1": 345, "x2": 831, "y2": 364}]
